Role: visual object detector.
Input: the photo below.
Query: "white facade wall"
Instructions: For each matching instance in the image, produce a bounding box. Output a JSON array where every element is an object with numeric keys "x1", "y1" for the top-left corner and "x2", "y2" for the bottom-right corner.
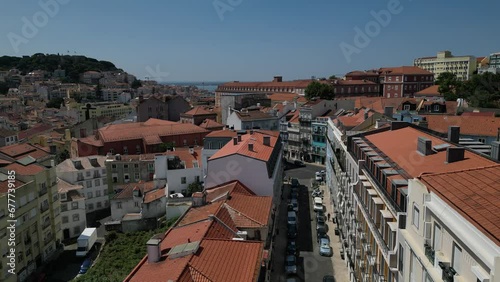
[
  {"x1": 205, "y1": 155, "x2": 276, "y2": 196},
  {"x1": 57, "y1": 168, "x2": 109, "y2": 214},
  {"x1": 111, "y1": 196, "x2": 141, "y2": 221},
  {"x1": 202, "y1": 148, "x2": 218, "y2": 178},
  {"x1": 399, "y1": 179, "x2": 500, "y2": 282},
  {"x1": 60, "y1": 197, "x2": 86, "y2": 238},
  {"x1": 166, "y1": 168, "x2": 203, "y2": 195},
  {"x1": 226, "y1": 113, "x2": 243, "y2": 130}
]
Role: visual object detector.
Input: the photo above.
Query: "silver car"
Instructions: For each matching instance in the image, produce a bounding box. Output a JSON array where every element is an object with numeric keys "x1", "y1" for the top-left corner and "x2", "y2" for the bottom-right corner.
[
  {"x1": 285, "y1": 255, "x2": 297, "y2": 274},
  {"x1": 319, "y1": 238, "x2": 333, "y2": 257}
]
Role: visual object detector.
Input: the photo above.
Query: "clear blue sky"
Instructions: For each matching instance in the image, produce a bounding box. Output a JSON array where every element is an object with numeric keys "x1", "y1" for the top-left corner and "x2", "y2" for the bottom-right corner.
[{"x1": 1, "y1": 0, "x2": 499, "y2": 82}]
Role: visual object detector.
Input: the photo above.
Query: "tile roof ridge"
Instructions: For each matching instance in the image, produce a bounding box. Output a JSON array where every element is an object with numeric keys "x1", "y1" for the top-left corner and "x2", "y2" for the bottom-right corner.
[
  {"x1": 223, "y1": 203, "x2": 265, "y2": 226},
  {"x1": 418, "y1": 164, "x2": 500, "y2": 179},
  {"x1": 186, "y1": 264, "x2": 214, "y2": 282}
]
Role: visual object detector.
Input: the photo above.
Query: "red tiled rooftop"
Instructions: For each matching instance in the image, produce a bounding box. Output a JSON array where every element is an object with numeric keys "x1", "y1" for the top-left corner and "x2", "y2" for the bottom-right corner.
[
  {"x1": 379, "y1": 66, "x2": 433, "y2": 75},
  {"x1": 0, "y1": 179, "x2": 25, "y2": 194},
  {"x1": 178, "y1": 202, "x2": 224, "y2": 226},
  {"x1": 205, "y1": 180, "x2": 256, "y2": 202},
  {"x1": 0, "y1": 143, "x2": 50, "y2": 160},
  {"x1": 183, "y1": 106, "x2": 215, "y2": 116},
  {"x1": 199, "y1": 119, "x2": 224, "y2": 129},
  {"x1": 144, "y1": 188, "x2": 165, "y2": 204},
  {"x1": 205, "y1": 129, "x2": 238, "y2": 138},
  {"x1": 114, "y1": 181, "x2": 156, "y2": 200},
  {"x1": 415, "y1": 85, "x2": 441, "y2": 96},
  {"x1": 336, "y1": 110, "x2": 375, "y2": 128},
  {"x1": 364, "y1": 126, "x2": 496, "y2": 178},
  {"x1": 187, "y1": 239, "x2": 263, "y2": 282},
  {"x1": 267, "y1": 93, "x2": 299, "y2": 102},
  {"x1": 218, "y1": 79, "x2": 315, "y2": 89},
  {"x1": 209, "y1": 130, "x2": 279, "y2": 162},
  {"x1": 421, "y1": 115, "x2": 500, "y2": 137},
  {"x1": 164, "y1": 147, "x2": 202, "y2": 168},
  {"x1": 419, "y1": 165, "x2": 500, "y2": 245},
  {"x1": 18, "y1": 124, "x2": 53, "y2": 140},
  {"x1": 226, "y1": 194, "x2": 272, "y2": 227},
  {"x1": 461, "y1": 112, "x2": 496, "y2": 117},
  {"x1": 96, "y1": 119, "x2": 209, "y2": 142},
  {"x1": 4, "y1": 163, "x2": 45, "y2": 176}
]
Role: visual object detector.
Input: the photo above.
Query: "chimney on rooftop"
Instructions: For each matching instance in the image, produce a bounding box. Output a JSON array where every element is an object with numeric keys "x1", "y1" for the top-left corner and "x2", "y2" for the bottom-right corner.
[
  {"x1": 248, "y1": 143, "x2": 254, "y2": 151},
  {"x1": 146, "y1": 237, "x2": 161, "y2": 263},
  {"x1": 263, "y1": 136, "x2": 271, "y2": 146},
  {"x1": 233, "y1": 137, "x2": 238, "y2": 145},
  {"x1": 364, "y1": 111, "x2": 368, "y2": 121},
  {"x1": 417, "y1": 137, "x2": 433, "y2": 156},
  {"x1": 390, "y1": 121, "x2": 408, "y2": 131},
  {"x1": 448, "y1": 126, "x2": 460, "y2": 144},
  {"x1": 446, "y1": 147, "x2": 465, "y2": 163},
  {"x1": 384, "y1": 106, "x2": 394, "y2": 117},
  {"x1": 273, "y1": 76, "x2": 282, "y2": 82},
  {"x1": 354, "y1": 108, "x2": 359, "y2": 114},
  {"x1": 491, "y1": 141, "x2": 500, "y2": 161}
]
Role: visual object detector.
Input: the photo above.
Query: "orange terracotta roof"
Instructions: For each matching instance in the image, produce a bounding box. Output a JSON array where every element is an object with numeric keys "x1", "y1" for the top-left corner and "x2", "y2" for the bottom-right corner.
[
  {"x1": 199, "y1": 119, "x2": 224, "y2": 129},
  {"x1": 336, "y1": 110, "x2": 374, "y2": 128},
  {"x1": 364, "y1": 126, "x2": 496, "y2": 178},
  {"x1": 183, "y1": 106, "x2": 214, "y2": 116},
  {"x1": 97, "y1": 119, "x2": 209, "y2": 142},
  {"x1": 379, "y1": 66, "x2": 433, "y2": 75},
  {"x1": 4, "y1": 163, "x2": 45, "y2": 176},
  {"x1": 205, "y1": 180, "x2": 256, "y2": 202},
  {"x1": 144, "y1": 187, "x2": 165, "y2": 204},
  {"x1": 0, "y1": 143, "x2": 50, "y2": 160},
  {"x1": 18, "y1": 124, "x2": 53, "y2": 140},
  {"x1": 289, "y1": 110, "x2": 300, "y2": 123},
  {"x1": 419, "y1": 165, "x2": 500, "y2": 245},
  {"x1": 164, "y1": 147, "x2": 202, "y2": 168},
  {"x1": 0, "y1": 179, "x2": 25, "y2": 194},
  {"x1": 187, "y1": 239, "x2": 263, "y2": 282},
  {"x1": 421, "y1": 115, "x2": 500, "y2": 137},
  {"x1": 178, "y1": 202, "x2": 224, "y2": 226},
  {"x1": 126, "y1": 220, "x2": 213, "y2": 282},
  {"x1": 218, "y1": 79, "x2": 314, "y2": 89},
  {"x1": 226, "y1": 194, "x2": 272, "y2": 227},
  {"x1": 267, "y1": 93, "x2": 299, "y2": 102},
  {"x1": 461, "y1": 112, "x2": 496, "y2": 117},
  {"x1": 205, "y1": 129, "x2": 238, "y2": 138},
  {"x1": 114, "y1": 181, "x2": 156, "y2": 200},
  {"x1": 345, "y1": 70, "x2": 380, "y2": 76},
  {"x1": 57, "y1": 178, "x2": 83, "y2": 193},
  {"x1": 415, "y1": 85, "x2": 441, "y2": 96},
  {"x1": 209, "y1": 130, "x2": 279, "y2": 162}
]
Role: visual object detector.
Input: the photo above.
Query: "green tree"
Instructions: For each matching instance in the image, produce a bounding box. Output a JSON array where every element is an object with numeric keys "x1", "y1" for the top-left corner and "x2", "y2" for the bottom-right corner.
[
  {"x1": 304, "y1": 81, "x2": 335, "y2": 100},
  {"x1": 131, "y1": 79, "x2": 142, "y2": 89},
  {"x1": 158, "y1": 142, "x2": 174, "y2": 152},
  {"x1": 435, "y1": 72, "x2": 461, "y2": 100},
  {"x1": 187, "y1": 182, "x2": 203, "y2": 196},
  {"x1": 328, "y1": 75, "x2": 337, "y2": 80},
  {"x1": 56, "y1": 149, "x2": 70, "y2": 164},
  {"x1": 46, "y1": 97, "x2": 64, "y2": 109}
]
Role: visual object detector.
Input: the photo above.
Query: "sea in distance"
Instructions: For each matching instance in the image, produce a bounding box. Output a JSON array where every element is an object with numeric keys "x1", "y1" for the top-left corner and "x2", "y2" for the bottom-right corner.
[{"x1": 162, "y1": 81, "x2": 225, "y2": 92}]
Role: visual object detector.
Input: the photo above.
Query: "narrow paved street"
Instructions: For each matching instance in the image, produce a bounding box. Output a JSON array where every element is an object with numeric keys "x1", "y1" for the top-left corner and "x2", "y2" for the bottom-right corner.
[{"x1": 269, "y1": 162, "x2": 350, "y2": 282}]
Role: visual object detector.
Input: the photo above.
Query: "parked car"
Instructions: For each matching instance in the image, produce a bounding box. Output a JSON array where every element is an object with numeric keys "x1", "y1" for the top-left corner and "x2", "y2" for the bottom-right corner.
[
  {"x1": 287, "y1": 211, "x2": 297, "y2": 225},
  {"x1": 294, "y1": 160, "x2": 305, "y2": 167},
  {"x1": 290, "y1": 199, "x2": 298, "y2": 212},
  {"x1": 316, "y1": 222, "x2": 328, "y2": 233},
  {"x1": 287, "y1": 204, "x2": 294, "y2": 212},
  {"x1": 286, "y1": 276, "x2": 300, "y2": 282},
  {"x1": 288, "y1": 223, "x2": 298, "y2": 239},
  {"x1": 291, "y1": 178, "x2": 299, "y2": 187},
  {"x1": 317, "y1": 227, "x2": 328, "y2": 243},
  {"x1": 315, "y1": 175, "x2": 323, "y2": 181},
  {"x1": 316, "y1": 209, "x2": 325, "y2": 217},
  {"x1": 79, "y1": 258, "x2": 92, "y2": 275},
  {"x1": 286, "y1": 240, "x2": 297, "y2": 255},
  {"x1": 313, "y1": 197, "x2": 324, "y2": 212},
  {"x1": 319, "y1": 238, "x2": 333, "y2": 257},
  {"x1": 317, "y1": 215, "x2": 326, "y2": 224},
  {"x1": 285, "y1": 255, "x2": 298, "y2": 274},
  {"x1": 312, "y1": 190, "x2": 323, "y2": 198}
]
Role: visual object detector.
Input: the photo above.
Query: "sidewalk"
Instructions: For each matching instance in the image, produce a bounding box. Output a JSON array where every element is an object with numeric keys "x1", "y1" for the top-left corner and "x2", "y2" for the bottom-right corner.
[{"x1": 321, "y1": 183, "x2": 350, "y2": 282}]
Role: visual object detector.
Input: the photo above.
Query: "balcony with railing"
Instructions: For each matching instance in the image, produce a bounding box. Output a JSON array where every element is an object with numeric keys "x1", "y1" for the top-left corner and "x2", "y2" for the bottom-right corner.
[
  {"x1": 39, "y1": 186, "x2": 48, "y2": 197},
  {"x1": 42, "y1": 220, "x2": 51, "y2": 230},
  {"x1": 424, "y1": 243, "x2": 435, "y2": 264},
  {"x1": 40, "y1": 203, "x2": 49, "y2": 214}
]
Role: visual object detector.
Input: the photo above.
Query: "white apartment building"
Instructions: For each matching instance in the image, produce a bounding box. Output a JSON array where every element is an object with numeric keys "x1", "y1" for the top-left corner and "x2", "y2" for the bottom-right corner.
[
  {"x1": 58, "y1": 178, "x2": 87, "y2": 239},
  {"x1": 205, "y1": 130, "x2": 283, "y2": 199},
  {"x1": 154, "y1": 147, "x2": 203, "y2": 196},
  {"x1": 56, "y1": 156, "x2": 110, "y2": 214},
  {"x1": 414, "y1": 51, "x2": 477, "y2": 81},
  {"x1": 398, "y1": 167, "x2": 500, "y2": 282},
  {"x1": 326, "y1": 117, "x2": 498, "y2": 282}
]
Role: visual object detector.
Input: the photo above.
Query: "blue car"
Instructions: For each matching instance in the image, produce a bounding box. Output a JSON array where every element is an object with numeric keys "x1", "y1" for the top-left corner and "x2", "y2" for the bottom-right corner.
[{"x1": 79, "y1": 258, "x2": 92, "y2": 274}]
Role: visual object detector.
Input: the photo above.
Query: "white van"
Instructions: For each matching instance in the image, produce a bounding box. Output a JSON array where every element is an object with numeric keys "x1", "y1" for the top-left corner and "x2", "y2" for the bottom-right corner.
[{"x1": 287, "y1": 211, "x2": 297, "y2": 225}]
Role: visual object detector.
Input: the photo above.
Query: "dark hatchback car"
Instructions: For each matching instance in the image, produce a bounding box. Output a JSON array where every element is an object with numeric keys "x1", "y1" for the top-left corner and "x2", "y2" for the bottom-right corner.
[
  {"x1": 79, "y1": 258, "x2": 92, "y2": 274},
  {"x1": 288, "y1": 223, "x2": 298, "y2": 239},
  {"x1": 294, "y1": 160, "x2": 305, "y2": 167}
]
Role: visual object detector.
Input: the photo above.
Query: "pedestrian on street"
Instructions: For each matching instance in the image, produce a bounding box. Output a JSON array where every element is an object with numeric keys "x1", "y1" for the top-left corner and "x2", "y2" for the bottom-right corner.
[{"x1": 327, "y1": 213, "x2": 331, "y2": 222}]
